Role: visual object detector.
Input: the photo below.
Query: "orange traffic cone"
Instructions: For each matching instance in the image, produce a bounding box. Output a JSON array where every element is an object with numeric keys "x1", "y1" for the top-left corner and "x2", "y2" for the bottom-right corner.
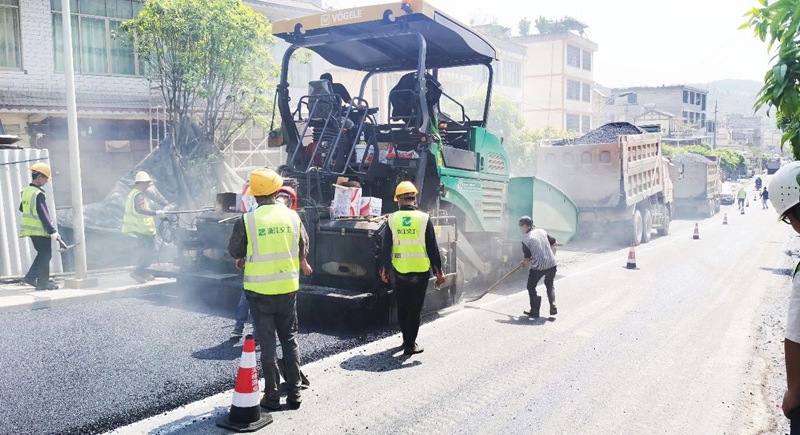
[
  {"x1": 746, "y1": 198, "x2": 750, "y2": 208},
  {"x1": 741, "y1": 205, "x2": 745, "y2": 215},
  {"x1": 216, "y1": 335, "x2": 273, "y2": 432},
  {"x1": 723, "y1": 213, "x2": 728, "y2": 225},
  {"x1": 626, "y1": 242, "x2": 637, "y2": 269},
  {"x1": 693, "y1": 223, "x2": 700, "y2": 240}
]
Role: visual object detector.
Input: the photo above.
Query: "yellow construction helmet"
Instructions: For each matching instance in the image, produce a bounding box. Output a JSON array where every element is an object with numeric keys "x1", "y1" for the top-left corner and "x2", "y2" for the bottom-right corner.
[
  {"x1": 247, "y1": 168, "x2": 283, "y2": 197},
  {"x1": 394, "y1": 181, "x2": 418, "y2": 202},
  {"x1": 30, "y1": 163, "x2": 51, "y2": 179},
  {"x1": 134, "y1": 171, "x2": 154, "y2": 183}
]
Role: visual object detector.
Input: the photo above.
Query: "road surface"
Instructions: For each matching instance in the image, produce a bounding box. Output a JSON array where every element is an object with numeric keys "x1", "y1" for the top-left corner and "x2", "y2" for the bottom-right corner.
[{"x1": 108, "y1": 190, "x2": 795, "y2": 434}]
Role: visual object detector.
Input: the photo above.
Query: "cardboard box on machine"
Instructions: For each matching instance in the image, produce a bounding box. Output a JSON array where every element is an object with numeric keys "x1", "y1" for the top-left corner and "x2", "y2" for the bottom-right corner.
[
  {"x1": 331, "y1": 177, "x2": 362, "y2": 218},
  {"x1": 359, "y1": 197, "x2": 382, "y2": 216}
]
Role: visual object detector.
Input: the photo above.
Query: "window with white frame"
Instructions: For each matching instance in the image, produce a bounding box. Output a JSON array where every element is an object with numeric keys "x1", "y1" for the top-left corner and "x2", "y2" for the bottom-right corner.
[
  {"x1": 581, "y1": 50, "x2": 591, "y2": 71},
  {"x1": 501, "y1": 61, "x2": 521, "y2": 88},
  {"x1": 566, "y1": 113, "x2": 580, "y2": 132},
  {"x1": 581, "y1": 83, "x2": 591, "y2": 102},
  {"x1": 566, "y1": 80, "x2": 581, "y2": 101},
  {"x1": 566, "y1": 45, "x2": 580, "y2": 68},
  {"x1": 581, "y1": 115, "x2": 591, "y2": 133},
  {"x1": 52, "y1": 0, "x2": 144, "y2": 75},
  {"x1": 0, "y1": 0, "x2": 21, "y2": 69}
]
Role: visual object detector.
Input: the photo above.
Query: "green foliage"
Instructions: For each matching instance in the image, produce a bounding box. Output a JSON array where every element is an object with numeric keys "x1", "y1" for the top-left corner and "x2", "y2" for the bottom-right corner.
[
  {"x1": 662, "y1": 144, "x2": 679, "y2": 158},
  {"x1": 666, "y1": 144, "x2": 747, "y2": 178},
  {"x1": 122, "y1": 0, "x2": 277, "y2": 151},
  {"x1": 534, "y1": 16, "x2": 587, "y2": 35},
  {"x1": 518, "y1": 17, "x2": 531, "y2": 36},
  {"x1": 744, "y1": 0, "x2": 800, "y2": 159}
]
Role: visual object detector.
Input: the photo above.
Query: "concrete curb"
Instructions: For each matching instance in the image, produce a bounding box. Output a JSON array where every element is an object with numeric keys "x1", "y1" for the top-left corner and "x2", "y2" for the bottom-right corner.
[{"x1": 0, "y1": 279, "x2": 176, "y2": 314}]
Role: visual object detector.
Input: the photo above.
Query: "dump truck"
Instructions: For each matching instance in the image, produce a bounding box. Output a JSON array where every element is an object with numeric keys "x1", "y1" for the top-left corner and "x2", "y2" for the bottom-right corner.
[
  {"x1": 669, "y1": 153, "x2": 721, "y2": 217},
  {"x1": 149, "y1": 0, "x2": 579, "y2": 323},
  {"x1": 536, "y1": 123, "x2": 673, "y2": 246},
  {"x1": 767, "y1": 156, "x2": 782, "y2": 174}
]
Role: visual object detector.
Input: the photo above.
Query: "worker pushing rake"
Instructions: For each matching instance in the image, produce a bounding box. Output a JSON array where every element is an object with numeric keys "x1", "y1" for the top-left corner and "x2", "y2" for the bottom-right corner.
[{"x1": 468, "y1": 216, "x2": 559, "y2": 319}]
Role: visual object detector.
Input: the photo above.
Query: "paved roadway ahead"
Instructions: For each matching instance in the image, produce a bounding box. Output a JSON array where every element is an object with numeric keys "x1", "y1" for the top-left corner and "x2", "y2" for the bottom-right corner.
[
  {"x1": 113, "y1": 190, "x2": 794, "y2": 434},
  {"x1": 0, "y1": 275, "x2": 402, "y2": 435}
]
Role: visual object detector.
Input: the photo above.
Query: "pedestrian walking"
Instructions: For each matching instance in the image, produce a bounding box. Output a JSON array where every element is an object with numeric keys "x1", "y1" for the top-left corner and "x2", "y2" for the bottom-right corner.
[
  {"x1": 19, "y1": 163, "x2": 59, "y2": 290},
  {"x1": 760, "y1": 186, "x2": 770, "y2": 210},
  {"x1": 380, "y1": 181, "x2": 445, "y2": 356},
  {"x1": 737, "y1": 187, "x2": 747, "y2": 210},
  {"x1": 767, "y1": 162, "x2": 800, "y2": 426},
  {"x1": 122, "y1": 171, "x2": 167, "y2": 283},
  {"x1": 518, "y1": 216, "x2": 558, "y2": 318},
  {"x1": 227, "y1": 168, "x2": 312, "y2": 411}
]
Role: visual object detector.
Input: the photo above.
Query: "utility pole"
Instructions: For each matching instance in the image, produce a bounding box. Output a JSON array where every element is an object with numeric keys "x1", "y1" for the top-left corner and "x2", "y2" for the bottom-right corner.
[
  {"x1": 60, "y1": 0, "x2": 96, "y2": 288},
  {"x1": 712, "y1": 100, "x2": 718, "y2": 149}
]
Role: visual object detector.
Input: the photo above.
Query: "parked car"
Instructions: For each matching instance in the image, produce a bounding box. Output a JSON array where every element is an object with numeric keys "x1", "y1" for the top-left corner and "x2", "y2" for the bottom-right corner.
[{"x1": 720, "y1": 182, "x2": 738, "y2": 205}]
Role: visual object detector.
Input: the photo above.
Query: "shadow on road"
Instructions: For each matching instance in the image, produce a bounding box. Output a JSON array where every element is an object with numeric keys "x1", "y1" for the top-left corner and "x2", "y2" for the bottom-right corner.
[
  {"x1": 192, "y1": 339, "x2": 242, "y2": 361},
  {"x1": 146, "y1": 406, "x2": 230, "y2": 435},
  {"x1": 463, "y1": 305, "x2": 555, "y2": 325},
  {"x1": 339, "y1": 346, "x2": 422, "y2": 372},
  {"x1": 495, "y1": 316, "x2": 556, "y2": 326},
  {"x1": 760, "y1": 266, "x2": 793, "y2": 276}
]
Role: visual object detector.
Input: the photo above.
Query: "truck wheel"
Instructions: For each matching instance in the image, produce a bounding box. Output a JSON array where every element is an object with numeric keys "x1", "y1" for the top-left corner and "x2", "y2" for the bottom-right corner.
[
  {"x1": 642, "y1": 209, "x2": 653, "y2": 243},
  {"x1": 657, "y1": 210, "x2": 671, "y2": 236},
  {"x1": 631, "y1": 210, "x2": 643, "y2": 246}
]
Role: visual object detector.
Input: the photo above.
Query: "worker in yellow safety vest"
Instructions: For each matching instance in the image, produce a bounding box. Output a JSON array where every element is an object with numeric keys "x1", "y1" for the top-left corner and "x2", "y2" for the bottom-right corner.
[
  {"x1": 122, "y1": 171, "x2": 168, "y2": 283},
  {"x1": 380, "y1": 181, "x2": 445, "y2": 356},
  {"x1": 738, "y1": 187, "x2": 747, "y2": 210},
  {"x1": 227, "y1": 168, "x2": 312, "y2": 411},
  {"x1": 19, "y1": 163, "x2": 60, "y2": 290}
]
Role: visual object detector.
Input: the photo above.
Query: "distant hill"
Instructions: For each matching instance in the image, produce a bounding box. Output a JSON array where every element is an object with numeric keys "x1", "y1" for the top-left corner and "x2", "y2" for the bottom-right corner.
[{"x1": 691, "y1": 79, "x2": 771, "y2": 127}]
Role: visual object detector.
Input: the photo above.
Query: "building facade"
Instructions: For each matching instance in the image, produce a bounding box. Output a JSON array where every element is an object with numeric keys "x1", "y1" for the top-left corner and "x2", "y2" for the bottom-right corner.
[
  {"x1": 0, "y1": 0, "x2": 322, "y2": 205},
  {"x1": 516, "y1": 32, "x2": 598, "y2": 134},
  {"x1": 725, "y1": 114, "x2": 763, "y2": 147},
  {"x1": 605, "y1": 85, "x2": 709, "y2": 132}
]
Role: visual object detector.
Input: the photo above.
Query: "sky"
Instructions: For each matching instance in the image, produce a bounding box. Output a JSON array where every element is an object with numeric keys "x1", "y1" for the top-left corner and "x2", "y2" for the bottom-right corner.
[{"x1": 326, "y1": 0, "x2": 774, "y2": 88}]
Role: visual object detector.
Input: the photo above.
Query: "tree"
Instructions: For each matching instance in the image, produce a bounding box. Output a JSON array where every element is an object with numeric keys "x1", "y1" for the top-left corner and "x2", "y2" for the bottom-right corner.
[
  {"x1": 665, "y1": 144, "x2": 746, "y2": 178},
  {"x1": 745, "y1": 1, "x2": 800, "y2": 159},
  {"x1": 534, "y1": 16, "x2": 587, "y2": 36},
  {"x1": 122, "y1": 0, "x2": 276, "y2": 153},
  {"x1": 518, "y1": 18, "x2": 531, "y2": 37}
]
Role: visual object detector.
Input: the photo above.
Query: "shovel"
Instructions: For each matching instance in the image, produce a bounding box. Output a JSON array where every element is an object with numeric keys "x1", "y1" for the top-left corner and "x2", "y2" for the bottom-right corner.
[{"x1": 465, "y1": 263, "x2": 525, "y2": 303}]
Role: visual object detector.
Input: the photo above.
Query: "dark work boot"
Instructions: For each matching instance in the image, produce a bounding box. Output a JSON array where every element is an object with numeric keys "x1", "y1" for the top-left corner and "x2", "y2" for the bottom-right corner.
[
  {"x1": 550, "y1": 304, "x2": 558, "y2": 315},
  {"x1": 524, "y1": 296, "x2": 542, "y2": 318}
]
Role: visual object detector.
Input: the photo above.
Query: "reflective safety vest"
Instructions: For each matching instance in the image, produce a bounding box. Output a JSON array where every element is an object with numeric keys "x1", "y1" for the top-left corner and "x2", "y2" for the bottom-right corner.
[
  {"x1": 387, "y1": 209, "x2": 431, "y2": 274},
  {"x1": 738, "y1": 189, "x2": 747, "y2": 199},
  {"x1": 243, "y1": 204, "x2": 301, "y2": 295},
  {"x1": 19, "y1": 186, "x2": 49, "y2": 238},
  {"x1": 122, "y1": 189, "x2": 156, "y2": 235}
]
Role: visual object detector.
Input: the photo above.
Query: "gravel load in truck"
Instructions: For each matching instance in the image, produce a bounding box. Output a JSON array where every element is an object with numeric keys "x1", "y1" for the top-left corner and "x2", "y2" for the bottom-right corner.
[
  {"x1": 671, "y1": 153, "x2": 712, "y2": 164},
  {"x1": 553, "y1": 122, "x2": 646, "y2": 146}
]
